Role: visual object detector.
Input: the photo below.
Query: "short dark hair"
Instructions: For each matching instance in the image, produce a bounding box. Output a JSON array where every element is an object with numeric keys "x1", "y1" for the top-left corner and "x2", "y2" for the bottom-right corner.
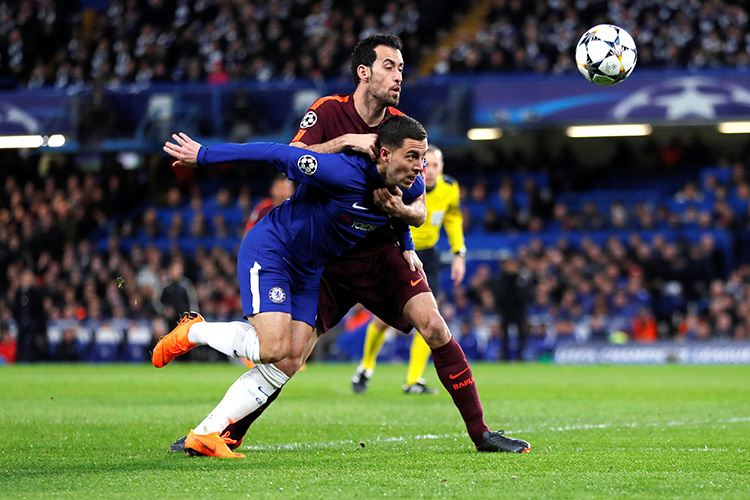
[
  {"x1": 350, "y1": 33, "x2": 403, "y2": 86},
  {"x1": 378, "y1": 115, "x2": 427, "y2": 150}
]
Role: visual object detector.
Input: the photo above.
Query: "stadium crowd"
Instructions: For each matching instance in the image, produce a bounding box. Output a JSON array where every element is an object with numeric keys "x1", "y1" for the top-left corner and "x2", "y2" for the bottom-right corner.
[
  {"x1": 441, "y1": 0, "x2": 750, "y2": 75},
  {"x1": 1, "y1": 0, "x2": 451, "y2": 88},
  {"x1": 2, "y1": 0, "x2": 750, "y2": 363},
  {"x1": 2, "y1": 149, "x2": 749, "y2": 363},
  {"x1": 0, "y1": 0, "x2": 748, "y2": 89}
]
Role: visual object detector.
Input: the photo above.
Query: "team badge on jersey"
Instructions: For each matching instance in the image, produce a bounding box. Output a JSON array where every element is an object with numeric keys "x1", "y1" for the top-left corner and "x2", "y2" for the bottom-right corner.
[
  {"x1": 297, "y1": 155, "x2": 318, "y2": 175},
  {"x1": 300, "y1": 111, "x2": 317, "y2": 129},
  {"x1": 268, "y1": 287, "x2": 286, "y2": 303}
]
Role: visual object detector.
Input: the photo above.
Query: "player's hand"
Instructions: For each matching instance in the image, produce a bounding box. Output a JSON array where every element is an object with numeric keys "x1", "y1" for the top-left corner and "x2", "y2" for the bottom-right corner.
[
  {"x1": 163, "y1": 132, "x2": 202, "y2": 168},
  {"x1": 373, "y1": 186, "x2": 406, "y2": 216},
  {"x1": 451, "y1": 254, "x2": 466, "y2": 286},
  {"x1": 343, "y1": 133, "x2": 379, "y2": 160},
  {"x1": 401, "y1": 250, "x2": 425, "y2": 279}
]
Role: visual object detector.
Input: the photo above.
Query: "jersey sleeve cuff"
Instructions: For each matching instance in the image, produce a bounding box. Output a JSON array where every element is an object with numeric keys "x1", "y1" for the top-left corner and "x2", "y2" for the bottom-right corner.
[{"x1": 196, "y1": 146, "x2": 207, "y2": 166}]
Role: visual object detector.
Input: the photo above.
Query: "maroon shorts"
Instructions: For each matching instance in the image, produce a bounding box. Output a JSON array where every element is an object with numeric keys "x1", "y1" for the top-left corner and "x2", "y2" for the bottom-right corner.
[{"x1": 317, "y1": 241, "x2": 432, "y2": 333}]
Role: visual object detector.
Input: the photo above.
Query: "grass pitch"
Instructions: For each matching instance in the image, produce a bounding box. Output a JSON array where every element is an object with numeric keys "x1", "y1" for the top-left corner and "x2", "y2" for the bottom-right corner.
[{"x1": 1, "y1": 362, "x2": 748, "y2": 499}]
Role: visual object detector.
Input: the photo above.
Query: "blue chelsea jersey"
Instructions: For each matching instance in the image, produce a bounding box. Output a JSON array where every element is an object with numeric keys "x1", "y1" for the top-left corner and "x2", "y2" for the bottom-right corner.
[{"x1": 197, "y1": 142, "x2": 424, "y2": 273}]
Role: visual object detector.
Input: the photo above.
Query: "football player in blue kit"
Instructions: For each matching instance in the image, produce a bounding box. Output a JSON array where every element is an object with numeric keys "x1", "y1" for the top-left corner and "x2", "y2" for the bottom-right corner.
[{"x1": 155, "y1": 114, "x2": 427, "y2": 457}]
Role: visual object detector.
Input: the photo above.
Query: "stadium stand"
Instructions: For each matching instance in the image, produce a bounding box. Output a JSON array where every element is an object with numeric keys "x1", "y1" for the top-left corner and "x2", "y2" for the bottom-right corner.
[{"x1": 1, "y1": 0, "x2": 748, "y2": 89}]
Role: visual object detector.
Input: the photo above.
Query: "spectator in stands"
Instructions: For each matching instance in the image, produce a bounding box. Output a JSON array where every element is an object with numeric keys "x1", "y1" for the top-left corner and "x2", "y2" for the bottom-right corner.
[
  {"x1": 226, "y1": 87, "x2": 264, "y2": 142},
  {"x1": 140, "y1": 208, "x2": 162, "y2": 238},
  {"x1": 631, "y1": 307, "x2": 658, "y2": 343},
  {"x1": 77, "y1": 86, "x2": 115, "y2": 145},
  {"x1": 674, "y1": 181, "x2": 705, "y2": 204},
  {"x1": 53, "y1": 327, "x2": 81, "y2": 362},
  {"x1": 12, "y1": 269, "x2": 49, "y2": 362},
  {"x1": 490, "y1": 257, "x2": 531, "y2": 360},
  {"x1": 0, "y1": 323, "x2": 17, "y2": 364},
  {"x1": 157, "y1": 258, "x2": 199, "y2": 324}
]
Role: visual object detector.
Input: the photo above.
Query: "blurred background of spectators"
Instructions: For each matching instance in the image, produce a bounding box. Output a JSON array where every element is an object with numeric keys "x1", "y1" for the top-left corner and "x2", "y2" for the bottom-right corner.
[
  {"x1": 2, "y1": 148, "x2": 749, "y2": 363},
  {"x1": 0, "y1": 0, "x2": 748, "y2": 90},
  {"x1": 1, "y1": 0, "x2": 749, "y2": 363}
]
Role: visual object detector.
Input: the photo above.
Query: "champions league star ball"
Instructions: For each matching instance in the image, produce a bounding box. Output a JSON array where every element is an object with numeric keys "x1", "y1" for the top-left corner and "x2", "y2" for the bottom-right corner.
[{"x1": 575, "y1": 24, "x2": 637, "y2": 86}]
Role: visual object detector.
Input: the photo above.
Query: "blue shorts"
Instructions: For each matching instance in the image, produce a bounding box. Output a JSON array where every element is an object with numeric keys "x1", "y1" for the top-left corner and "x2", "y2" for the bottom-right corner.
[{"x1": 236, "y1": 239, "x2": 321, "y2": 327}]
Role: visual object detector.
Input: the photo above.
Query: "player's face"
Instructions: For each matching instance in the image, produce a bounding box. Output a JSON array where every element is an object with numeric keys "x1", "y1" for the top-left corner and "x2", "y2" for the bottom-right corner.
[
  {"x1": 423, "y1": 150, "x2": 444, "y2": 190},
  {"x1": 270, "y1": 178, "x2": 294, "y2": 205},
  {"x1": 383, "y1": 138, "x2": 428, "y2": 189},
  {"x1": 366, "y1": 45, "x2": 404, "y2": 107}
]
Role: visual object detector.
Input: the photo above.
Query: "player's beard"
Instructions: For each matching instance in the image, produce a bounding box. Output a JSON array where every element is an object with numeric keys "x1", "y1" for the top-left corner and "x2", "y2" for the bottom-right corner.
[{"x1": 375, "y1": 87, "x2": 400, "y2": 107}]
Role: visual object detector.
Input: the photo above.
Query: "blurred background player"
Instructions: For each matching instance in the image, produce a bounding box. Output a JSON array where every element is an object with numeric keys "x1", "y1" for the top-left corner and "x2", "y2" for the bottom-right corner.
[
  {"x1": 352, "y1": 145, "x2": 466, "y2": 394},
  {"x1": 244, "y1": 175, "x2": 295, "y2": 232}
]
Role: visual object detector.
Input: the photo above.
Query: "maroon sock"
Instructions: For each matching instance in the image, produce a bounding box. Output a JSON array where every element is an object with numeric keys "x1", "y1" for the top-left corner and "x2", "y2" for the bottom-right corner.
[
  {"x1": 432, "y1": 337, "x2": 490, "y2": 445},
  {"x1": 222, "y1": 387, "x2": 282, "y2": 441}
]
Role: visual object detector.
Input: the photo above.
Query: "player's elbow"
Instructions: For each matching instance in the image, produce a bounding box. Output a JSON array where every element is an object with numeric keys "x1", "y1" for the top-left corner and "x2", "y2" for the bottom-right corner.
[{"x1": 410, "y1": 211, "x2": 427, "y2": 227}]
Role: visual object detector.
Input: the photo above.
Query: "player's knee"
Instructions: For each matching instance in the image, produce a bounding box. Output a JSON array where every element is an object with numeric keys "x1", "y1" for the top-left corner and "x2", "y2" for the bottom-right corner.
[
  {"x1": 274, "y1": 354, "x2": 304, "y2": 377},
  {"x1": 417, "y1": 312, "x2": 450, "y2": 347},
  {"x1": 260, "y1": 337, "x2": 292, "y2": 364}
]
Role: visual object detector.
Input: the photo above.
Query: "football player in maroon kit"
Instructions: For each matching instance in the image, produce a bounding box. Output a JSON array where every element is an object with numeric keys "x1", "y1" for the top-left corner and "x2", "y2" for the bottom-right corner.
[{"x1": 171, "y1": 34, "x2": 529, "y2": 454}]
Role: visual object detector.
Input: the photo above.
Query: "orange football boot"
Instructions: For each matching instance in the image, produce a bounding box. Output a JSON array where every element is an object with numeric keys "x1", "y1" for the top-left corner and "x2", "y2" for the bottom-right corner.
[
  {"x1": 152, "y1": 311, "x2": 204, "y2": 368},
  {"x1": 184, "y1": 430, "x2": 246, "y2": 458}
]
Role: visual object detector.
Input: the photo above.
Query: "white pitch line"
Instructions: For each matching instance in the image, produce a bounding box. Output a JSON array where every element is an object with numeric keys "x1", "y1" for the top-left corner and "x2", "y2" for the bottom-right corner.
[
  {"x1": 542, "y1": 416, "x2": 750, "y2": 433},
  {"x1": 240, "y1": 416, "x2": 750, "y2": 452}
]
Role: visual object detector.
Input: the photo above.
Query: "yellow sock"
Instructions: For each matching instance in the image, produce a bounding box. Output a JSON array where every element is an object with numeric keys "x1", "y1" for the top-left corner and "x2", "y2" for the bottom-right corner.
[
  {"x1": 405, "y1": 334, "x2": 432, "y2": 386},
  {"x1": 360, "y1": 320, "x2": 388, "y2": 372}
]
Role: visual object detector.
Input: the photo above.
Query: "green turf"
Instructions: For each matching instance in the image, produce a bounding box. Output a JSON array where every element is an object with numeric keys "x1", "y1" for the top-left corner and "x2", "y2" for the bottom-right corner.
[{"x1": 1, "y1": 362, "x2": 748, "y2": 499}]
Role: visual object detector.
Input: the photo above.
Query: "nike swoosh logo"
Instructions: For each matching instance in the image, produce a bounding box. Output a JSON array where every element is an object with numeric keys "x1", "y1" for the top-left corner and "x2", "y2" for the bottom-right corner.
[
  {"x1": 449, "y1": 367, "x2": 470, "y2": 379},
  {"x1": 199, "y1": 441, "x2": 217, "y2": 455},
  {"x1": 410, "y1": 278, "x2": 423, "y2": 287},
  {"x1": 352, "y1": 202, "x2": 369, "y2": 210}
]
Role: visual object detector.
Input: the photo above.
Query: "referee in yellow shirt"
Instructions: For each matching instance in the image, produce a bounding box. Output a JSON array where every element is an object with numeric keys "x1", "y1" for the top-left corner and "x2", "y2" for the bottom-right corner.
[{"x1": 352, "y1": 145, "x2": 466, "y2": 394}]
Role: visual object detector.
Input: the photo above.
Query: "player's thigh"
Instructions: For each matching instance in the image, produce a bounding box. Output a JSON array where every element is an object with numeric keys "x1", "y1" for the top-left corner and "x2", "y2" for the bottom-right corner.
[
  {"x1": 237, "y1": 253, "x2": 293, "y2": 319},
  {"x1": 402, "y1": 292, "x2": 451, "y2": 348},
  {"x1": 316, "y1": 270, "x2": 358, "y2": 333},
  {"x1": 369, "y1": 244, "x2": 432, "y2": 332}
]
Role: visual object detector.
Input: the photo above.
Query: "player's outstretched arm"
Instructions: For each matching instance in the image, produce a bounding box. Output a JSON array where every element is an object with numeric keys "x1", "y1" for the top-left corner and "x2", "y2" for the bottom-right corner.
[
  {"x1": 166, "y1": 134, "x2": 353, "y2": 193},
  {"x1": 163, "y1": 132, "x2": 202, "y2": 168}
]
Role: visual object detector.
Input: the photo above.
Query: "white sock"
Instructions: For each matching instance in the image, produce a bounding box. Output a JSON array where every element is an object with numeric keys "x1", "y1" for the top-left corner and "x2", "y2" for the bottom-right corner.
[
  {"x1": 188, "y1": 321, "x2": 261, "y2": 363},
  {"x1": 194, "y1": 364, "x2": 290, "y2": 435}
]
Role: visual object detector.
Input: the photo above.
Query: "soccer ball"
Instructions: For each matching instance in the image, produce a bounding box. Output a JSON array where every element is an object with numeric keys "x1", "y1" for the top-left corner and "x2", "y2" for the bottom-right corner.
[{"x1": 575, "y1": 24, "x2": 637, "y2": 86}]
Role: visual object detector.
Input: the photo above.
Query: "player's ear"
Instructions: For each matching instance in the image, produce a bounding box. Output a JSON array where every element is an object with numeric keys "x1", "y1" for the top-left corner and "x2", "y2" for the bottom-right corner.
[
  {"x1": 380, "y1": 146, "x2": 390, "y2": 163},
  {"x1": 357, "y1": 64, "x2": 370, "y2": 83}
]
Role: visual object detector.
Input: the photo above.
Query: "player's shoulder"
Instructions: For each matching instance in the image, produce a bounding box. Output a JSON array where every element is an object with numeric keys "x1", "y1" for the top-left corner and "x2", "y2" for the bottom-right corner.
[
  {"x1": 298, "y1": 94, "x2": 352, "y2": 132},
  {"x1": 387, "y1": 106, "x2": 407, "y2": 117},
  {"x1": 309, "y1": 93, "x2": 352, "y2": 111},
  {"x1": 442, "y1": 174, "x2": 458, "y2": 186},
  {"x1": 339, "y1": 151, "x2": 372, "y2": 169}
]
